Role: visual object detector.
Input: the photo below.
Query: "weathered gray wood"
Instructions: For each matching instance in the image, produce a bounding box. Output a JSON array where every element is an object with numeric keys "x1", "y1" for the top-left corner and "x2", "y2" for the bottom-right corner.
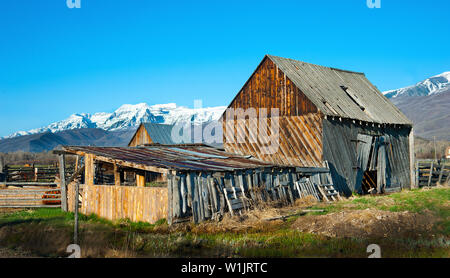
[
  {"x1": 237, "y1": 172, "x2": 246, "y2": 195},
  {"x1": 437, "y1": 163, "x2": 445, "y2": 184},
  {"x1": 172, "y1": 175, "x2": 181, "y2": 218},
  {"x1": 74, "y1": 182, "x2": 79, "y2": 245},
  {"x1": 0, "y1": 155, "x2": 4, "y2": 182},
  {"x1": 186, "y1": 172, "x2": 193, "y2": 208},
  {"x1": 201, "y1": 174, "x2": 211, "y2": 219},
  {"x1": 0, "y1": 182, "x2": 57, "y2": 186},
  {"x1": 192, "y1": 174, "x2": 199, "y2": 223},
  {"x1": 59, "y1": 154, "x2": 68, "y2": 212},
  {"x1": 223, "y1": 187, "x2": 233, "y2": 216},
  {"x1": 196, "y1": 175, "x2": 205, "y2": 222},
  {"x1": 0, "y1": 205, "x2": 61, "y2": 208},
  {"x1": 0, "y1": 198, "x2": 62, "y2": 202},
  {"x1": 167, "y1": 173, "x2": 173, "y2": 225},
  {"x1": 427, "y1": 161, "x2": 434, "y2": 187},
  {"x1": 180, "y1": 175, "x2": 187, "y2": 214}
]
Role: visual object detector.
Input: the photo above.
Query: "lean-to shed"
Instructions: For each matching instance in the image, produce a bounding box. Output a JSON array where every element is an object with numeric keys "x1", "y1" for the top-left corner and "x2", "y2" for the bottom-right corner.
[{"x1": 222, "y1": 55, "x2": 415, "y2": 195}]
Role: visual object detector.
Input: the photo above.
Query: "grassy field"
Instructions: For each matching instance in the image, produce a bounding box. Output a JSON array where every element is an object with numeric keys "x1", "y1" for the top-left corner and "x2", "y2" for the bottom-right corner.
[{"x1": 0, "y1": 187, "x2": 448, "y2": 258}]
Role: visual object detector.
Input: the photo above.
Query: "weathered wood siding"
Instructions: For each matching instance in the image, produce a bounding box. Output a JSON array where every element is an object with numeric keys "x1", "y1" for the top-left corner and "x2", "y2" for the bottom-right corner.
[
  {"x1": 168, "y1": 167, "x2": 334, "y2": 224},
  {"x1": 322, "y1": 119, "x2": 412, "y2": 196},
  {"x1": 128, "y1": 125, "x2": 152, "y2": 147},
  {"x1": 223, "y1": 57, "x2": 323, "y2": 167},
  {"x1": 68, "y1": 183, "x2": 168, "y2": 224}
]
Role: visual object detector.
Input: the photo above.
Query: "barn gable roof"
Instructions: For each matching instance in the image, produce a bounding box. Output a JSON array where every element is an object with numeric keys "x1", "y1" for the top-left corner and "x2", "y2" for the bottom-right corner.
[
  {"x1": 225, "y1": 55, "x2": 412, "y2": 125},
  {"x1": 142, "y1": 122, "x2": 176, "y2": 145},
  {"x1": 129, "y1": 122, "x2": 224, "y2": 148}
]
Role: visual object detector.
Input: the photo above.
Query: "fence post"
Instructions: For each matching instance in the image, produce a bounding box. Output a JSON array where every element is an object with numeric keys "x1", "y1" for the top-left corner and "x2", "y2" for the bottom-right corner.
[
  {"x1": 74, "y1": 182, "x2": 79, "y2": 245},
  {"x1": 0, "y1": 155, "x2": 4, "y2": 183},
  {"x1": 59, "y1": 154, "x2": 68, "y2": 211}
]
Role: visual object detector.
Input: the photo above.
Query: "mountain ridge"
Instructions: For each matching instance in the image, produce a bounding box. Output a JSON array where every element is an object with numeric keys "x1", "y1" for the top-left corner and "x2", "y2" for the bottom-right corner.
[
  {"x1": 1, "y1": 71, "x2": 449, "y2": 152},
  {"x1": 3, "y1": 103, "x2": 226, "y2": 139}
]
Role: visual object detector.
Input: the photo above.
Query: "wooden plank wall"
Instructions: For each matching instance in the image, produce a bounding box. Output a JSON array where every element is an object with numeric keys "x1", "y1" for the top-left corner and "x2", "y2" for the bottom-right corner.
[
  {"x1": 128, "y1": 125, "x2": 152, "y2": 147},
  {"x1": 322, "y1": 119, "x2": 412, "y2": 196},
  {"x1": 68, "y1": 183, "x2": 168, "y2": 224},
  {"x1": 223, "y1": 57, "x2": 323, "y2": 167}
]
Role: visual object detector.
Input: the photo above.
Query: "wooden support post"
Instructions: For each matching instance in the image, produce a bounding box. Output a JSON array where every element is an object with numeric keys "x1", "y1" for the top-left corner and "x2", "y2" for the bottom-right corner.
[
  {"x1": 34, "y1": 166, "x2": 38, "y2": 182},
  {"x1": 0, "y1": 154, "x2": 5, "y2": 183},
  {"x1": 59, "y1": 154, "x2": 68, "y2": 211},
  {"x1": 409, "y1": 128, "x2": 416, "y2": 188},
  {"x1": 114, "y1": 164, "x2": 121, "y2": 186},
  {"x1": 415, "y1": 160, "x2": 420, "y2": 188},
  {"x1": 136, "y1": 172, "x2": 145, "y2": 187},
  {"x1": 437, "y1": 163, "x2": 445, "y2": 185},
  {"x1": 74, "y1": 182, "x2": 79, "y2": 245},
  {"x1": 74, "y1": 156, "x2": 79, "y2": 172},
  {"x1": 427, "y1": 161, "x2": 434, "y2": 187},
  {"x1": 84, "y1": 154, "x2": 94, "y2": 186}
]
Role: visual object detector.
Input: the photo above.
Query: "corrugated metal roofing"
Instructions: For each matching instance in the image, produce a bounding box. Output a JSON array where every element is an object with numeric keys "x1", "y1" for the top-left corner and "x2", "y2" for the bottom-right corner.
[
  {"x1": 142, "y1": 122, "x2": 224, "y2": 148},
  {"x1": 143, "y1": 123, "x2": 176, "y2": 145},
  {"x1": 62, "y1": 145, "x2": 273, "y2": 172},
  {"x1": 266, "y1": 55, "x2": 412, "y2": 125}
]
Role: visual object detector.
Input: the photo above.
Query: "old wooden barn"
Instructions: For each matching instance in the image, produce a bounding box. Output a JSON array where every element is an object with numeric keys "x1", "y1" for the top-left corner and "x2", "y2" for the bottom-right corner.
[{"x1": 222, "y1": 55, "x2": 415, "y2": 196}]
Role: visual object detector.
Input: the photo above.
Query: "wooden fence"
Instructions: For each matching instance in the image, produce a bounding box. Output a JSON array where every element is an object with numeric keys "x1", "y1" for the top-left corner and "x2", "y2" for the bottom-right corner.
[
  {"x1": 67, "y1": 183, "x2": 168, "y2": 224},
  {"x1": 3, "y1": 165, "x2": 74, "y2": 182},
  {"x1": 416, "y1": 160, "x2": 450, "y2": 187},
  {"x1": 0, "y1": 182, "x2": 60, "y2": 208}
]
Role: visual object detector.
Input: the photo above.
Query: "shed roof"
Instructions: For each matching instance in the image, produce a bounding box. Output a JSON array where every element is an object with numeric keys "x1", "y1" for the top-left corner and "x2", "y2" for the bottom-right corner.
[
  {"x1": 62, "y1": 144, "x2": 273, "y2": 172},
  {"x1": 227, "y1": 55, "x2": 412, "y2": 125},
  {"x1": 131, "y1": 122, "x2": 224, "y2": 148},
  {"x1": 143, "y1": 123, "x2": 176, "y2": 145}
]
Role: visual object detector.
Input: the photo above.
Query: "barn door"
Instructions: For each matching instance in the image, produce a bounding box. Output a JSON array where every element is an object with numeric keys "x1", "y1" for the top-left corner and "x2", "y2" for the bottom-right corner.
[
  {"x1": 376, "y1": 136, "x2": 392, "y2": 193},
  {"x1": 355, "y1": 134, "x2": 374, "y2": 193}
]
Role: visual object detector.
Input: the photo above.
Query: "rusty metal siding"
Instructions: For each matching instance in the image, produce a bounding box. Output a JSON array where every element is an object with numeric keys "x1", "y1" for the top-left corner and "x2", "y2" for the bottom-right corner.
[
  {"x1": 322, "y1": 119, "x2": 412, "y2": 196},
  {"x1": 68, "y1": 183, "x2": 168, "y2": 224},
  {"x1": 223, "y1": 58, "x2": 323, "y2": 167}
]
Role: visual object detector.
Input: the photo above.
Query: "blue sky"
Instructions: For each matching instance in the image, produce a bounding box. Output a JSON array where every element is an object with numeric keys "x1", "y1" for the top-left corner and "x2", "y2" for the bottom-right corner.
[{"x1": 0, "y1": 0, "x2": 449, "y2": 137}]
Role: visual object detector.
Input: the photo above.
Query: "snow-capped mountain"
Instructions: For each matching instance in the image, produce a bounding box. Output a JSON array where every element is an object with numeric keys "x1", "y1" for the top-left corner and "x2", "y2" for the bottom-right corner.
[
  {"x1": 383, "y1": 71, "x2": 450, "y2": 98},
  {"x1": 3, "y1": 103, "x2": 226, "y2": 139}
]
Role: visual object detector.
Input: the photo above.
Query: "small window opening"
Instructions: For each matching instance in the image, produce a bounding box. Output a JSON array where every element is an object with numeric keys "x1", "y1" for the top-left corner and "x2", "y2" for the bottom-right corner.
[{"x1": 340, "y1": 85, "x2": 366, "y2": 111}]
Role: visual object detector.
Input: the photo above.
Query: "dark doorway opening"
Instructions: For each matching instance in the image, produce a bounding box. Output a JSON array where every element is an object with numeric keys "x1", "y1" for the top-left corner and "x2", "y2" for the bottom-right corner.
[{"x1": 362, "y1": 170, "x2": 377, "y2": 194}]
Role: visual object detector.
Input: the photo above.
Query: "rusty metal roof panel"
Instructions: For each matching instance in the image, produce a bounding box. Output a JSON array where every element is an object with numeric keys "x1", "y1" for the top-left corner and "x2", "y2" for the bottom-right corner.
[
  {"x1": 267, "y1": 55, "x2": 412, "y2": 125},
  {"x1": 62, "y1": 145, "x2": 274, "y2": 172}
]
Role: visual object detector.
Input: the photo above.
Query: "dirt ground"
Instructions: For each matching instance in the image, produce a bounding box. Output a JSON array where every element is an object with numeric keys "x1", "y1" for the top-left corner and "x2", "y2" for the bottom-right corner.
[
  {"x1": 291, "y1": 208, "x2": 438, "y2": 238},
  {"x1": 188, "y1": 196, "x2": 320, "y2": 234},
  {"x1": 0, "y1": 247, "x2": 37, "y2": 258}
]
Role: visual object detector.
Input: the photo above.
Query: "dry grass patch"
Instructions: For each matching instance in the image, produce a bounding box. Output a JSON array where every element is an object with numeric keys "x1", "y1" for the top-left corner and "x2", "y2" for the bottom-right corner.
[{"x1": 292, "y1": 208, "x2": 439, "y2": 239}]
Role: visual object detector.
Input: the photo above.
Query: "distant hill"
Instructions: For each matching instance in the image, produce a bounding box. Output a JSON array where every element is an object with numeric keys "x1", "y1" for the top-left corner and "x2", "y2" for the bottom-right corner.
[
  {"x1": 390, "y1": 89, "x2": 450, "y2": 141},
  {"x1": 0, "y1": 128, "x2": 136, "y2": 153}
]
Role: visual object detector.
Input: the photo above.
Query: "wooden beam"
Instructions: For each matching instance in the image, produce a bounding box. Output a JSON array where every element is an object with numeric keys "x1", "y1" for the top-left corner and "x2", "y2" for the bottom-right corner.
[
  {"x1": 63, "y1": 149, "x2": 169, "y2": 174},
  {"x1": 136, "y1": 172, "x2": 145, "y2": 187},
  {"x1": 427, "y1": 161, "x2": 434, "y2": 187},
  {"x1": 409, "y1": 128, "x2": 416, "y2": 188},
  {"x1": 84, "y1": 154, "x2": 94, "y2": 186},
  {"x1": 114, "y1": 164, "x2": 121, "y2": 186},
  {"x1": 59, "y1": 154, "x2": 68, "y2": 211}
]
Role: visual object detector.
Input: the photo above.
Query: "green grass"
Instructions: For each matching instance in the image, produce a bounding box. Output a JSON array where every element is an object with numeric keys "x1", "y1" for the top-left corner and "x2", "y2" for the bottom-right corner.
[{"x1": 0, "y1": 187, "x2": 448, "y2": 258}]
